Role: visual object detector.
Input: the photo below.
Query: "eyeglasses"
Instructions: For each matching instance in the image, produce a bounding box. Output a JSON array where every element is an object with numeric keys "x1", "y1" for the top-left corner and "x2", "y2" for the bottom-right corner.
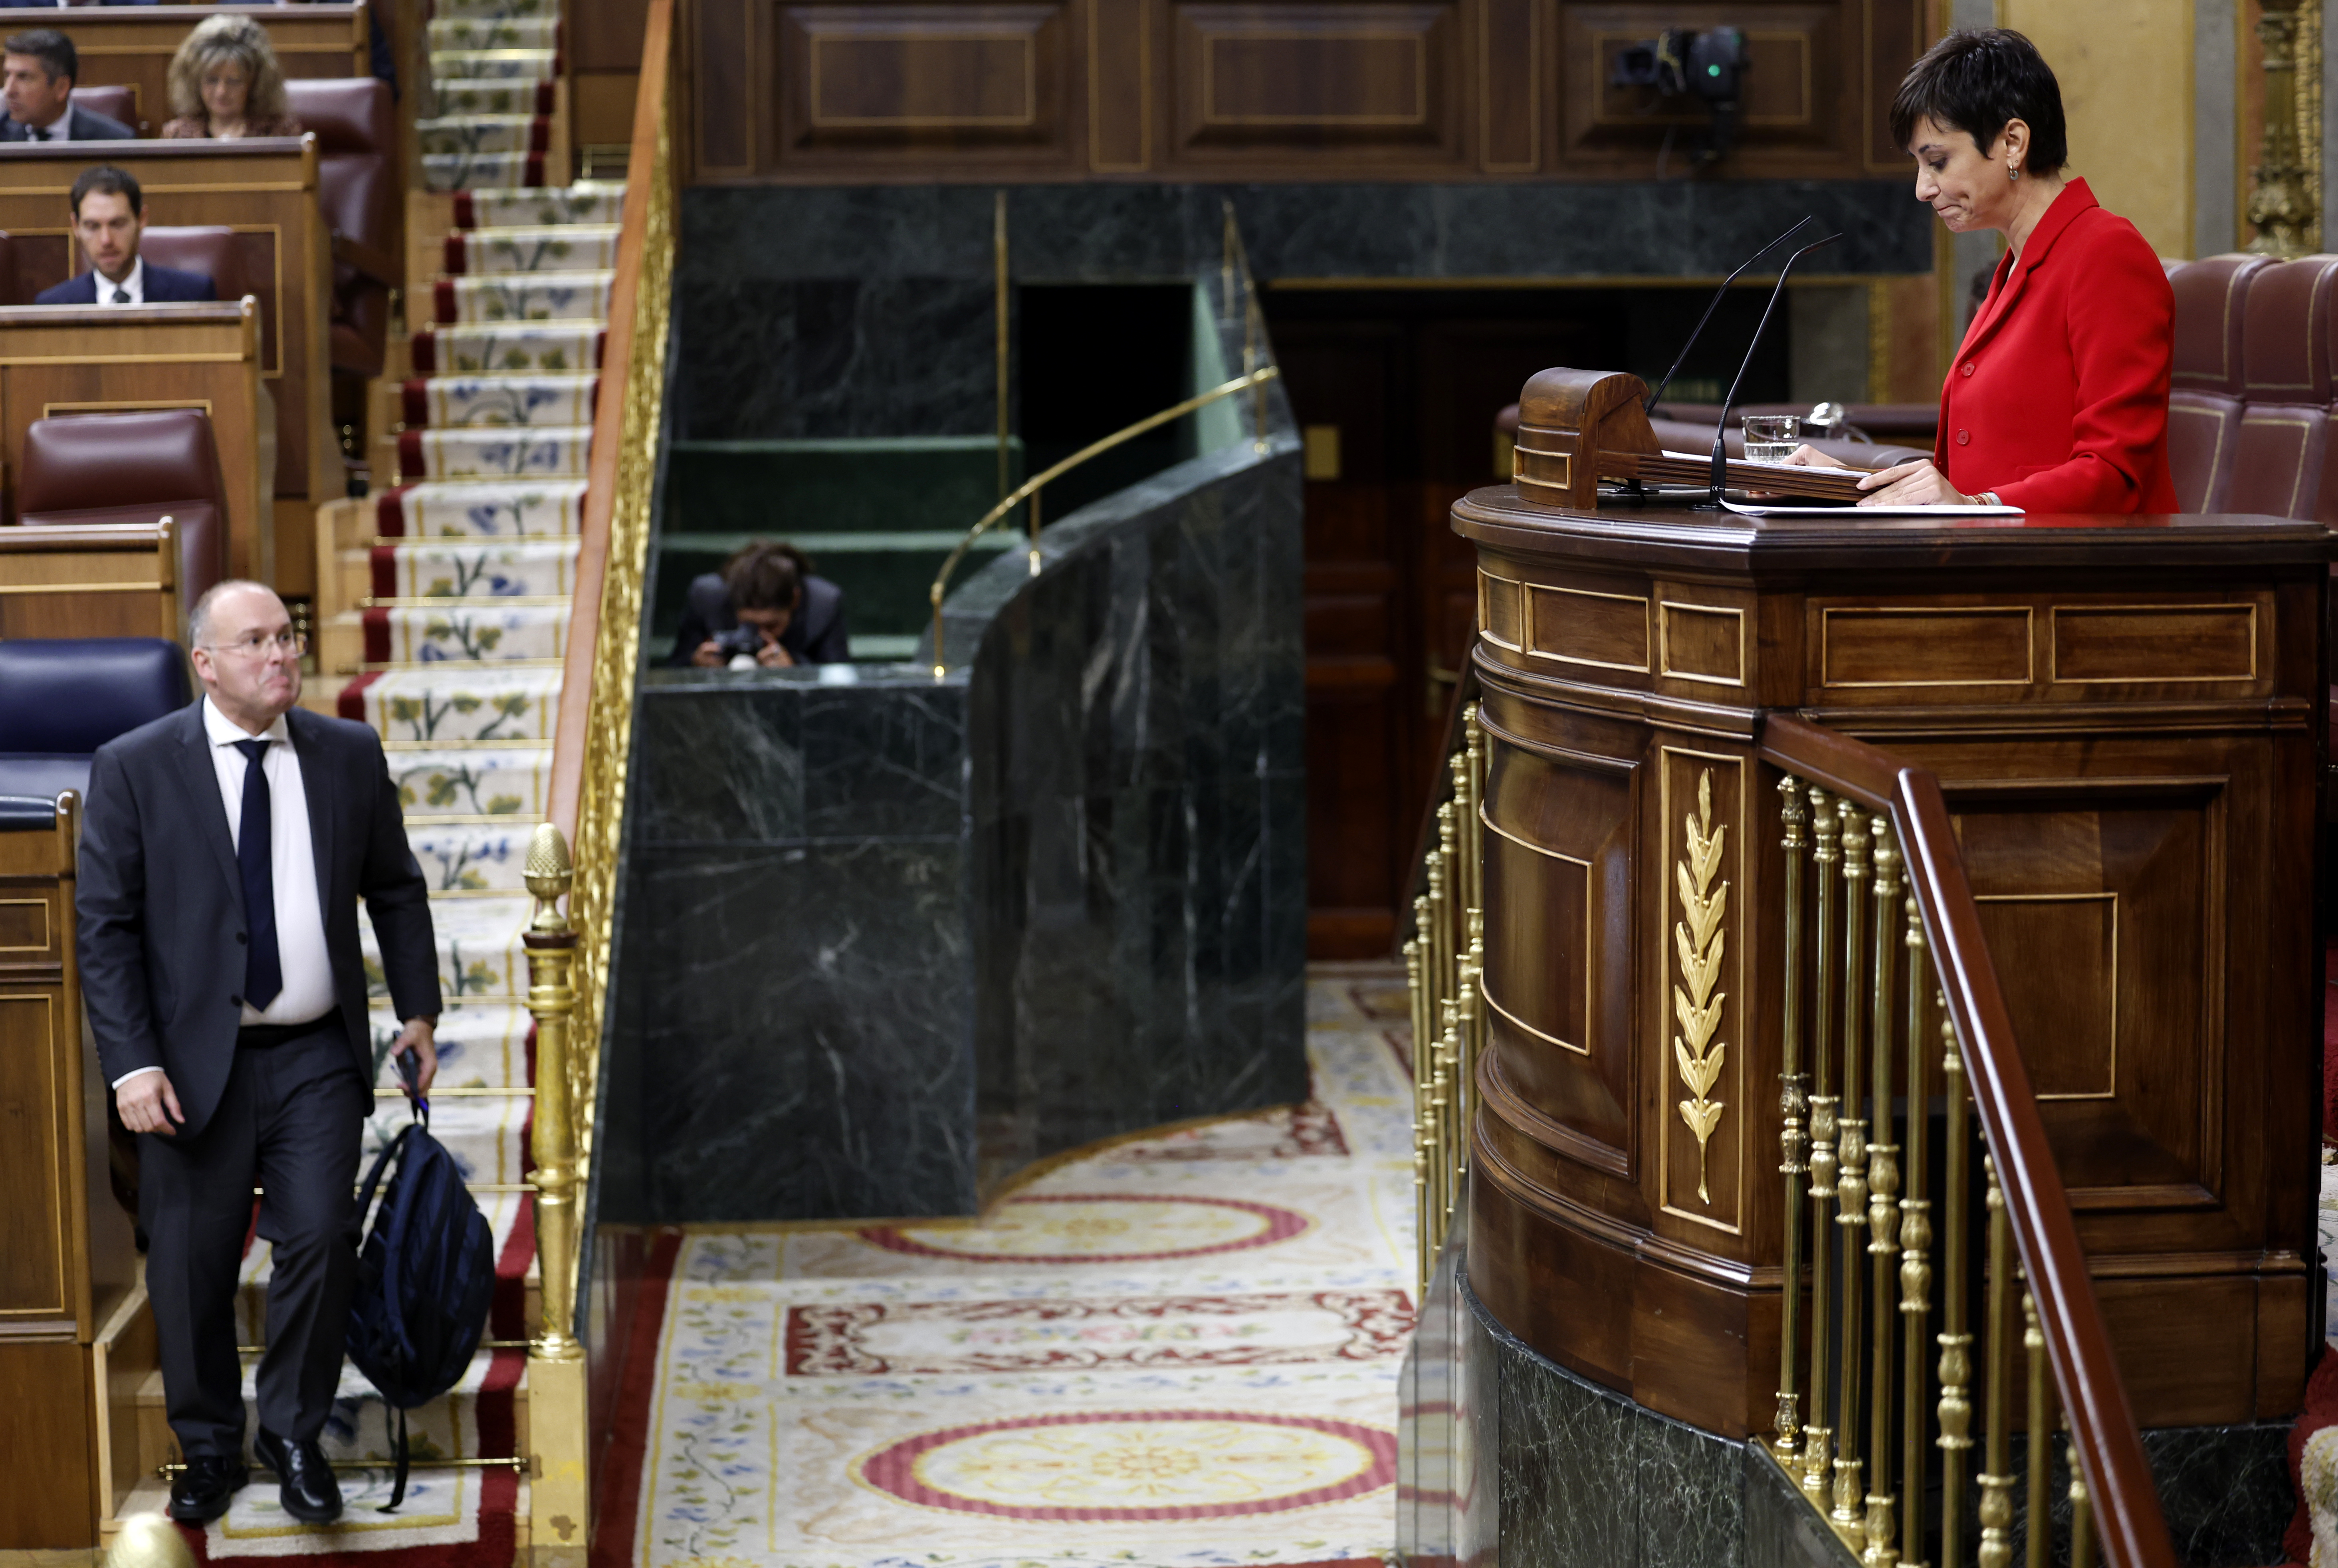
[{"x1": 203, "y1": 630, "x2": 307, "y2": 658}]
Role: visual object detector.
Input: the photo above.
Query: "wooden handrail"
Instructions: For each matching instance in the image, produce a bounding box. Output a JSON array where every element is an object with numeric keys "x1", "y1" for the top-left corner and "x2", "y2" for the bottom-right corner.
[
  {"x1": 1758, "y1": 713, "x2": 2175, "y2": 1568},
  {"x1": 550, "y1": 0, "x2": 672, "y2": 840}
]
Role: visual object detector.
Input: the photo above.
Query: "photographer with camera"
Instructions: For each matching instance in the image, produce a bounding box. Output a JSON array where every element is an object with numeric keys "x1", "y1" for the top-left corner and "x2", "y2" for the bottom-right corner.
[{"x1": 670, "y1": 539, "x2": 851, "y2": 669}]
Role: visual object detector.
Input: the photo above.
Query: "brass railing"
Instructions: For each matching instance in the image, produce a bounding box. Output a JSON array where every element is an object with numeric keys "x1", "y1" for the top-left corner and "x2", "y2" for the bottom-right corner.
[
  {"x1": 1402, "y1": 701, "x2": 1485, "y2": 1302},
  {"x1": 1762, "y1": 716, "x2": 2173, "y2": 1568},
  {"x1": 526, "y1": 0, "x2": 676, "y2": 1546},
  {"x1": 926, "y1": 204, "x2": 1280, "y2": 676}
]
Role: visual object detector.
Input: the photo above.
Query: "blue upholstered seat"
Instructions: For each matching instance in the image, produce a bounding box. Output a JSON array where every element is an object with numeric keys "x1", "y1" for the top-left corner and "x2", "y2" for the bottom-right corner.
[{"x1": 0, "y1": 638, "x2": 191, "y2": 805}]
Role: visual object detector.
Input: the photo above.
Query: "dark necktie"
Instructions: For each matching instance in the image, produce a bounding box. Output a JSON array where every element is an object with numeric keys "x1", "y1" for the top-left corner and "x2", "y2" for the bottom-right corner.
[
  {"x1": 111, "y1": 287, "x2": 129, "y2": 305},
  {"x1": 29, "y1": 127, "x2": 47, "y2": 143},
  {"x1": 231, "y1": 739, "x2": 283, "y2": 1011}
]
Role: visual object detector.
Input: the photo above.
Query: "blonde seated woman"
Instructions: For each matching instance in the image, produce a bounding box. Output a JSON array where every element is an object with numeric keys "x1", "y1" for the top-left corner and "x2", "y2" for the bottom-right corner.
[{"x1": 160, "y1": 16, "x2": 301, "y2": 141}]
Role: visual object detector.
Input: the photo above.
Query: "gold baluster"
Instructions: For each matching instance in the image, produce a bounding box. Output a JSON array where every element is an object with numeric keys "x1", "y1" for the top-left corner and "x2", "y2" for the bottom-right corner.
[
  {"x1": 2024, "y1": 1289, "x2": 2050, "y2": 1568},
  {"x1": 1460, "y1": 911, "x2": 1484, "y2": 1192},
  {"x1": 1803, "y1": 787, "x2": 1842, "y2": 1498},
  {"x1": 523, "y1": 825, "x2": 583, "y2": 1366},
  {"x1": 1436, "y1": 802, "x2": 1459, "y2": 1001},
  {"x1": 1938, "y1": 993, "x2": 1973, "y2": 1568},
  {"x1": 1429, "y1": 997, "x2": 1456, "y2": 1254},
  {"x1": 2069, "y1": 1433, "x2": 2096, "y2": 1568},
  {"x1": 1427, "y1": 841, "x2": 1450, "y2": 1028},
  {"x1": 1405, "y1": 934, "x2": 1431, "y2": 1302},
  {"x1": 1446, "y1": 967, "x2": 1474, "y2": 1232},
  {"x1": 1776, "y1": 776, "x2": 1811, "y2": 1462},
  {"x1": 1864, "y1": 816, "x2": 1900, "y2": 1566},
  {"x1": 1835, "y1": 807, "x2": 1872, "y2": 1527},
  {"x1": 1978, "y1": 1156, "x2": 2015, "y2": 1568},
  {"x1": 1464, "y1": 704, "x2": 1486, "y2": 913},
  {"x1": 1900, "y1": 908, "x2": 1932, "y2": 1568}
]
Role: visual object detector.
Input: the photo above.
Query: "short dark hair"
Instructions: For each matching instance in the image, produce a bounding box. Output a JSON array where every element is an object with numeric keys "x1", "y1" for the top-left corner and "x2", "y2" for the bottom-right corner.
[
  {"x1": 1890, "y1": 28, "x2": 2067, "y2": 177},
  {"x1": 721, "y1": 539, "x2": 808, "y2": 613},
  {"x1": 69, "y1": 165, "x2": 140, "y2": 219},
  {"x1": 4, "y1": 29, "x2": 76, "y2": 87}
]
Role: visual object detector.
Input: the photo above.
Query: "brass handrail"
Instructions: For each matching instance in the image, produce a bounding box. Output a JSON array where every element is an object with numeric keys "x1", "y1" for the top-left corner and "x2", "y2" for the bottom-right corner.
[
  {"x1": 1761, "y1": 714, "x2": 2174, "y2": 1568},
  {"x1": 924, "y1": 363, "x2": 1282, "y2": 677}
]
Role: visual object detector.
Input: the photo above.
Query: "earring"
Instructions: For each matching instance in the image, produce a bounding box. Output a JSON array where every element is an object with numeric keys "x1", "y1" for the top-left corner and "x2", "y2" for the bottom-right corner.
[{"x1": 2008, "y1": 161, "x2": 2020, "y2": 182}]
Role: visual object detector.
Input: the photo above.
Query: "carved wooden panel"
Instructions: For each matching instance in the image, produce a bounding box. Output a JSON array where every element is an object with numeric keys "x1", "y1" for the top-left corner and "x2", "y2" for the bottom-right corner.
[
  {"x1": 686, "y1": 0, "x2": 1929, "y2": 180},
  {"x1": 1952, "y1": 783, "x2": 2224, "y2": 1209},
  {"x1": 1809, "y1": 593, "x2": 2277, "y2": 706},
  {"x1": 1479, "y1": 721, "x2": 1637, "y2": 1174},
  {"x1": 777, "y1": 2, "x2": 1075, "y2": 158},
  {"x1": 1521, "y1": 578, "x2": 1650, "y2": 673},
  {"x1": 1561, "y1": 2, "x2": 1847, "y2": 167},
  {"x1": 0, "y1": 993, "x2": 66, "y2": 1322},
  {"x1": 1167, "y1": 1, "x2": 1461, "y2": 165}
]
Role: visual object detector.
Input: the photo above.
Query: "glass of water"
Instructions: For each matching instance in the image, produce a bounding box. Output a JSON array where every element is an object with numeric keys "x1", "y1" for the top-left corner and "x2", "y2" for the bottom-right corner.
[{"x1": 1742, "y1": 413, "x2": 1800, "y2": 463}]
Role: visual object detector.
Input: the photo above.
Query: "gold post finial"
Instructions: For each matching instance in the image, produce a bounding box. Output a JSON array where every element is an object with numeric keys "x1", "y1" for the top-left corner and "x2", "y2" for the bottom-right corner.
[{"x1": 525, "y1": 821, "x2": 574, "y2": 934}]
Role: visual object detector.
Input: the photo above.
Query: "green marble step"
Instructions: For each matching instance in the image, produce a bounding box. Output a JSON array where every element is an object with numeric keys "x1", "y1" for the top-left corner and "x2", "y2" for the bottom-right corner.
[
  {"x1": 663, "y1": 436, "x2": 1024, "y2": 539},
  {"x1": 651, "y1": 528, "x2": 1017, "y2": 647}
]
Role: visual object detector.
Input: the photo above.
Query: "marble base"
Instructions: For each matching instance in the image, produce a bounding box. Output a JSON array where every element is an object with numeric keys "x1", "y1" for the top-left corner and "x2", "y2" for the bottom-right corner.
[{"x1": 1399, "y1": 1263, "x2": 2297, "y2": 1568}]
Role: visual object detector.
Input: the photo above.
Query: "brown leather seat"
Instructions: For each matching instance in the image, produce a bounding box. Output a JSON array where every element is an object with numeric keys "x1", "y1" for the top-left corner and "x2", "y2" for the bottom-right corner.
[
  {"x1": 137, "y1": 226, "x2": 248, "y2": 305},
  {"x1": 2166, "y1": 254, "x2": 2276, "y2": 512},
  {"x1": 285, "y1": 78, "x2": 396, "y2": 379},
  {"x1": 69, "y1": 85, "x2": 140, "y2": 137},
  {"x1": 2223, "y1": 254, "x2": 2338, "y2": 519},
  {"x1": 16, "y1": 410, "x2": 230, "y2": 607}
]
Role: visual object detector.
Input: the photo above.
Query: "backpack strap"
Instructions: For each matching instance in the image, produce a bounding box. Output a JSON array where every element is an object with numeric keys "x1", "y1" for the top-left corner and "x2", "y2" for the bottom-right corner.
[
  {"x1": 380, "y1": 1406, "x2": 410, "y2": 1513},
  {"x1": 355, "y1": 1123, "x2": 413, "y2": 1230}
]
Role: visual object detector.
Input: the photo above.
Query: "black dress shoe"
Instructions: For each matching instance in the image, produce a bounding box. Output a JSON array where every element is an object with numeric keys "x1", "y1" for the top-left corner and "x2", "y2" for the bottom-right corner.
[
  {"x1": 252, "y1": 1426, "x2": 343, "y2": 1524},
  {"x1": 167, "y1": 1453, "x2": 248, "y2": 1524}
]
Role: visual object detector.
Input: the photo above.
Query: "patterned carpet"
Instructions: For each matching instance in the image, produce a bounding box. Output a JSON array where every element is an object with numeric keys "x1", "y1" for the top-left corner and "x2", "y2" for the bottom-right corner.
[{"x1": 608, "y1": 968, "x2": 1418, "y2": 1568}]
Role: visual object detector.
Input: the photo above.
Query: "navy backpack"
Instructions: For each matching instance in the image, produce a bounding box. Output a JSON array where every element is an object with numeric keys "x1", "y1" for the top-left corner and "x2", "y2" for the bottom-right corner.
[{"x1": 346, "y1": 1087, "x2": 497, "y2": 1511}]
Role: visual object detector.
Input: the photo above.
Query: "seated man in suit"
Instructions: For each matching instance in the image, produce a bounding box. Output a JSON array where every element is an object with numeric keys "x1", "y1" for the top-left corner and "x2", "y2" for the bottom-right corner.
[
  {"x1": 668, "y1": 539, "x2": 852, "y2": 668},
  {"x1": 0, "y1": 29, "x2": 135, "y2": 140},
  {"x1": 37, "y1": 165, "x2": 218, "y2": 305}
]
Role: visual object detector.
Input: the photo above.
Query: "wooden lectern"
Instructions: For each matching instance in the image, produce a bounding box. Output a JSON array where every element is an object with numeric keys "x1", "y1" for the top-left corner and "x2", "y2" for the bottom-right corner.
[{"x1": 1458, "y1": 368, "x2": 2330, "y2": 1435}]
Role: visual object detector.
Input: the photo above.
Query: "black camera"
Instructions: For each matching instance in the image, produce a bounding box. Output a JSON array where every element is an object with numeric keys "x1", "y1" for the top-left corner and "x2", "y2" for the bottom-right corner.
[
  {"x1": 713, "y1": 626, "x2": 763, "y2": 658},
  {"x1": 1609, "y1": 26, "x2": 1751, "y2": 166}
]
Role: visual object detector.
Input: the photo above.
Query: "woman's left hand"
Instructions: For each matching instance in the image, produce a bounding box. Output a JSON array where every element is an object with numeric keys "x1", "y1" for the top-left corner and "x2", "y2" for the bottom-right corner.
[{"x1": 1855, "y1": 458, "x2": 1971, "y2": 507}]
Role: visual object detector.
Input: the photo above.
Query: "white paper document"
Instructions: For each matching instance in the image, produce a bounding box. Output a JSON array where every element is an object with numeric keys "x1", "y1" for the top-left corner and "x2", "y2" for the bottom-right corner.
[{"x1": 1720, "y1": 498, "x2": 2025, "y2": 517}]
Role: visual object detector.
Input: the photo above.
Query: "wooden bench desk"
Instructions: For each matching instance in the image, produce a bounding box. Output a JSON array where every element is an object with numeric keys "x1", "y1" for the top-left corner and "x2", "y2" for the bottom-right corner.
[
  {"x1": 0, "y1": 301, "x2": 270, "y2": 588},
  {"x1": 0, "y1": 140, "x2": 334, "y2": 598}
]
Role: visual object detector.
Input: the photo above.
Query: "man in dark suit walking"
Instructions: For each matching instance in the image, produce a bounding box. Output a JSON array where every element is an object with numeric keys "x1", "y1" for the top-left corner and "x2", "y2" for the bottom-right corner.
[
  {"x1": 0, "y1": 30, "x2": 133, "y2": 140},
  {"x1": 36, "y1": 165, "x2": 217, "y2": 305},
  {"x1": 78, "y1": 580, "x2": 442, "y2": 1527}
]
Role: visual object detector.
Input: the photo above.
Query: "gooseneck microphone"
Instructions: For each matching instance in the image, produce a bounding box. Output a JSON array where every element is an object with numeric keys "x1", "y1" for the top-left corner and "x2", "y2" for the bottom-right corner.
[
  {"x1": 1641, "y1": 216, "x2": 1820, "y2": 414},
  {"x1": 1708, "y1": 230, "x2": 1842, "y2": 505}
]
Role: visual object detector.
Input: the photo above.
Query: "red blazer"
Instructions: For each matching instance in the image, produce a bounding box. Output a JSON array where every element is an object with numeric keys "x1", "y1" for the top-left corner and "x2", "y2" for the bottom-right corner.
[{"x1": 1938, "y1": 178, "x2": 2181, "y2": 513}]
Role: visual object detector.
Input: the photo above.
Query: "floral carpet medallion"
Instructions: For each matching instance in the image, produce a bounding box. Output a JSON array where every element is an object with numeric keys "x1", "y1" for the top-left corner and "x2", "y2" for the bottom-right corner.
[
  {"x1": 851, "y1": 1410, "x2": 1397, "y2": 1520},
  {"x1": 624, "y1": 972, "x2": 1417, "y2": 1567},
  {"x1": 860, "y1": 1195, "x2": 1313, "y2": 1265}
]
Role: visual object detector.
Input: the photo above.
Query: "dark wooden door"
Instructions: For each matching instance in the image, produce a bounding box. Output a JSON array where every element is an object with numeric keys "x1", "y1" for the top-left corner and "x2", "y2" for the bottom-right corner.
[{"x1": 1273, "y1": 292, "x2": 1623, "y2": 958}]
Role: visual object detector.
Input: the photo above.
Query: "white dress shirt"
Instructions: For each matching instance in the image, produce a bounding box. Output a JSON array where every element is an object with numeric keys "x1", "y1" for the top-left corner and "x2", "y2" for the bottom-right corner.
[
  {"x1": 24, "y1": 106, "x2": 69, "y2": 142},
  {"x1": 93, "y1": 256, "x2": 143, "y2": 306},
  {"x1": 111, "y1": 699, "x2": 339, "y2": 1087}
]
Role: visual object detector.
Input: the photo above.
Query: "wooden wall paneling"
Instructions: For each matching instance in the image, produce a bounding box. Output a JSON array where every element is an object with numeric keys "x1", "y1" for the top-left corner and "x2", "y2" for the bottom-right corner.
[
  {"x1": 1861, "y1": 0, "x2": 1924, "y2": 170},
  {"x1": 1088, "y1": 0, "x2": 1149, "y2": 169},
  {"x1": 0, "y1": 303, "x2": 270, "y2": 584},
  {"x1": 0, "y1": 526, "x2": 179, "y2": 642},
  {"x1": 0, "y1": 1339, "x2": 96, "y2": 1549},
  {"x1": 691, "y1": 0, "x2": 759, "y2": 176},
  {"x1": 64, "y1": 4, "x2": 368, "y2": 136},
  {"x1": 1167, "y1": 0, "x2": 1465, "y2": 169},
  {"x1": 1477, "y1": 0, "x2": 1536, "y2": 170},
  {"x1": 773, "y1": 0, "x2": 1084, "y2": 173},
  {"x1": 1558, "y1": 3, "x2": 1846, "y2": 171},
  {"x1": 0, "y1": 142, "x2": 334, "y2": 597}
]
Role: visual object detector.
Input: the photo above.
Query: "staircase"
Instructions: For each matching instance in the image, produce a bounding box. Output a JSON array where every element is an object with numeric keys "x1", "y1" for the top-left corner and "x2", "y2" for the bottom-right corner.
[{"x1": 100, "y1": 0, "x2": 618, "y2": 1550}]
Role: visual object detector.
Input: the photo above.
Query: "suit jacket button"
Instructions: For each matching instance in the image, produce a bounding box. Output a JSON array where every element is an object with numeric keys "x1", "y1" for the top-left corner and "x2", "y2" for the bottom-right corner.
[
  {"x1": 229, "y1": 995, "x2": 242, "y2": 1008},
  {"x1": 236, "y1": 932, "x2": 248, "y2": 945},
  {"x1": 1962, "y1": 362, "x2": 1975, "y2": 377},
  {"x1": 1956, "y1": 428, "x2": 1971, "y2": 445}
]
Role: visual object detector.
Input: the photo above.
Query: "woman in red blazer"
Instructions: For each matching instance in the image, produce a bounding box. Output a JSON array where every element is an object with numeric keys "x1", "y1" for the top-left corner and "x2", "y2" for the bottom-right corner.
[{"x1": 1799, "y1": 30, "x2": 2181, "y2": 513}]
